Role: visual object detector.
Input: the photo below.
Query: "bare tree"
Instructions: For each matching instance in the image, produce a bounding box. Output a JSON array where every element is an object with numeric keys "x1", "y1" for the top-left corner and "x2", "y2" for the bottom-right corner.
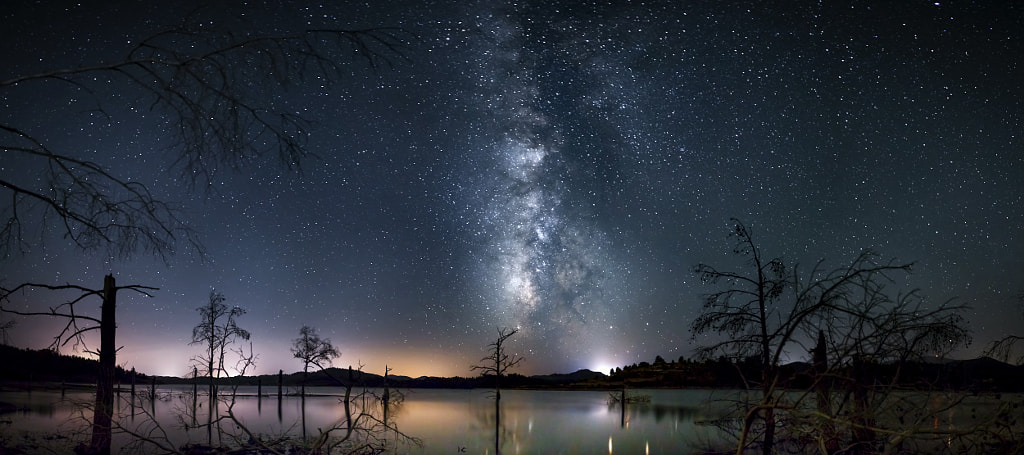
[
  {"x1": 691, "y1": 218, "x2": 786, "y2": 455},
  {"x1": 95, "y1": 335, "x2": 419, "y2": 454},
  {"x1": 1, "y1": 15, "x2": 405, "y2": 260},
  {"x1": 291, "y1": 325, "x2": 340, "y2": 397},
  {"x1": 794, "y1": 279, "x2": 970, "y2": 453},
  {"x1": 1, "y1": 7, "x2": 405, "y2": 454},
  {"x1": 691, "y1": 218, "x2": 971, "y2": 454},
  {"x1": 189, "y1": 290, "x2": 248, "y2": 445},
  {"x1": 471, "y1": 327, "x2": 523, "y2": 455},
  {"x1": 0, "y1": 275, "x2": 156, "y2": 455},
  {"x1": 472, "y1": 327, "x2": 525, "y2": 399},
  {"x1": 190, "y1": 290, "x2": 249, "y2": 389}
]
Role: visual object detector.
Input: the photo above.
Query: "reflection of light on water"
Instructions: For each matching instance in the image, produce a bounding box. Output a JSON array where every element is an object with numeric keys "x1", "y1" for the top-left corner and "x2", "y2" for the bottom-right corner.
[
  {"x1": 930, "y1": 394, "x2": 956, "y2": 447},
  {"x1": 8, "y1": 387, "x2": 741, "y2": 453}
]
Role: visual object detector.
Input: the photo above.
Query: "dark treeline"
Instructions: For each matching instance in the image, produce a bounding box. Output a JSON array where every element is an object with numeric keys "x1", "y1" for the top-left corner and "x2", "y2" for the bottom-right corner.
[
  {"x1": 5, "y1": 344, "x2": 1024, "y2": 392},
  {"x1": 0, "y1": 345, "x2": 143, "y2": 385},
  {"x1": 609, "y1": 355, "x2": 1024, "y2": 392}
]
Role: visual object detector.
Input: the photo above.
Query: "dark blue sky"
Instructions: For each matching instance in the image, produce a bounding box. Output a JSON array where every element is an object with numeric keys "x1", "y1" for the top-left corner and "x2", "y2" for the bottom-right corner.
[{"x1": 2, "y1": 1, "x2": 1022, "y2": 377}]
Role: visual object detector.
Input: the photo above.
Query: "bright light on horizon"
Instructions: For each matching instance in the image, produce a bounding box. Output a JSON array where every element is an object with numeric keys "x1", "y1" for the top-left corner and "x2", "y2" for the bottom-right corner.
[{"x1": 589, "y1": 353, "x2": 619, "y2": 375}]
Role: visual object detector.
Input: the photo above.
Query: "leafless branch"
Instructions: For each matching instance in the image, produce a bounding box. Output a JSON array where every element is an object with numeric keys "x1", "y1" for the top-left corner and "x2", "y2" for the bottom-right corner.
[
  {"x1": 0, "y1": 280, "x2": 157, "y2": 351},
  {"x1": 2, "y1": 18, "x2": 409, "y2": 259}
]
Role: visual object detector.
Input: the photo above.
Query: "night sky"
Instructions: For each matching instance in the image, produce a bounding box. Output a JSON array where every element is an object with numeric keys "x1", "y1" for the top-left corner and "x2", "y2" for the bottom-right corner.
[{"x1": 2, "y1": 1, "x2": 1022, "y2": 378}]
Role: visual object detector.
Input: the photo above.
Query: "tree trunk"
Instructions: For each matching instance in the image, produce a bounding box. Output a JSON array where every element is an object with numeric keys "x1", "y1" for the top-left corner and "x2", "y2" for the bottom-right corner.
[
  {"x1": 756, "y1": 264, "x2": 775, "y2": 455},
  {"x1": 762, "y1": 397, "x2": 775, "y2": 455},
  {"x1": 491, "y1": 370, "x2": 499, "y2": 452},
  {"x1": 760, "y1": 345, "x2": 775, "y2": 455},
  {"x1": 207, "y1": 355, "x2": 214, "y2": 445},
  {"x1": 620, "y1": 388, "x2": 626, "y2": 428},
  {"x1": 851, "y1": 355, "x2": 876, "y2": 453},
  {"x1": 494, "y1": 389, "x2": 501, "y2": 455},
  {"x1": 191, "y1": 366, "x2": 198, "y2": 427},
  {"x1": 814, "y1": 330, "x2": 839, "y2": 453},
  {"x1": 277, "y1": 369, "x2": 283, "y2": 422},
  {"x1": 89, "y1": 275, "x2": 117, "y2": 455}
]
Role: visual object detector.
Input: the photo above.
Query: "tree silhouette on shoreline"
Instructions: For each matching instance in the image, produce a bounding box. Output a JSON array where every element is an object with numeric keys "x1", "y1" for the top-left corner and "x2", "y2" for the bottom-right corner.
[
  {"x1": 0, "y1": 276, "x2": 156, "y2": 454},
  {"x1": 471, "y1": 327, "x2": 523, "y2": 454},
  {"x1": 1, "y1": 6, "x2": 405, "y2": 451},
  {"x1": 692, "y1": 218, "x2": 972, "y2": 454},
  {"x1": 291, "y1": 325, "x2": 340, "y2": 397},
  {"x1": 189, "y1": 290, "x2": 249, "y2": 445}
]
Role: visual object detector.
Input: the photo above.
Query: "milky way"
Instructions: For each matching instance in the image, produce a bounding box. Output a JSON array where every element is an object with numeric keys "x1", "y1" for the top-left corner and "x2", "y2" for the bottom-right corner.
[
  {"x1": 454, "y1": 5, "x2": 629, "y2": 369},
  {"x1": 2, "y1": 1, "x2": 1022, "y2": 377}
]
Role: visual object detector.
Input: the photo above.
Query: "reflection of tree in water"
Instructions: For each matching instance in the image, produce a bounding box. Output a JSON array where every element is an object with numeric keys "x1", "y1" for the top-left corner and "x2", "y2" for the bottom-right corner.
[
  {"x1": 469, "y1": 393, "x2": 513, "y2": 454},
  {"x1": 624, "y1": 403, "x2": 704, "y2": 423},
  {"x1": 469, "y1": 328, "x2": 524, "y2": 454},
  {"x1": 301, "y1": 385, "x2": 418, "y2": 453},
  {"x1": 606, "y1": 391, "x2": 703, "y2": 424},
  {"x1": 378, "y1": 387, "x2": 410, "y2": 447}
]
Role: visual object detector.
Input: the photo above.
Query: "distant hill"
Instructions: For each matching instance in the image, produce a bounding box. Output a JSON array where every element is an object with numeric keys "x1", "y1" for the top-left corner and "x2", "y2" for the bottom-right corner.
[
  {"x1": 3, "y1": 344, "x2": 1022, "y2": 392},
  {"x1": 0, "y1": 345, "x2": 610, "y2": 390},
  {"x1": 533, "y1": 369, "x2": 607, "y2": 384}
]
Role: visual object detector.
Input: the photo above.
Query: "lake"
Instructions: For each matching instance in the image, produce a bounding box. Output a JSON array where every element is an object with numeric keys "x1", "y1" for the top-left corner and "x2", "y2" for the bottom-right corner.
[
  {"x1": 0, "y1": 386, "x2": 732, "y2": 453},
  {"x1": 7, "y1": 386, "x2": 1013, "y2": 453}
]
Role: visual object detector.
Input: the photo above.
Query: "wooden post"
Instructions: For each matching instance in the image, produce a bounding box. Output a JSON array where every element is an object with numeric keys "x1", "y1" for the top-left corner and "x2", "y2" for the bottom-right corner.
[
  {"x1": 131, "y1": 368, "x2": 136, "y2": 400},
  {"x1": 277, "y1": 369, "x2": 283, "y2": 402},
  {"x1": 383, "y1": 365, "x2": 390, "y2": 404},
  {"x1": 620, "y1": 388, "x2": 626, "y2": 428},
  {"x1": 277, "y1": 369, "x2": 283, "y2": 422},
  {"x1": 151, "y1": 375, "x2": 157, "y2": 415},
  {"x1": 89, "y1": 274, "x2": 117, "y2": 455},
  {"x1": 191, "y1": 366, "x2": 198, "y2": 426},
  {"x1": 301, "y1": 391, "x2": 307, "y2": 436}
]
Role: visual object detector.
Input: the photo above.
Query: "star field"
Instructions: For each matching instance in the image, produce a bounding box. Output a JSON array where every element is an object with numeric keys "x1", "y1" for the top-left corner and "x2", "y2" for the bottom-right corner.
[{"x1": 1, "y1": 1, "x2": 1022, "y2": 378}]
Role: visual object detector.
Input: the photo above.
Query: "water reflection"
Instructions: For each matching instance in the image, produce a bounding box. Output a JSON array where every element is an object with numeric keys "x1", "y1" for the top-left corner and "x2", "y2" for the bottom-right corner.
[{"x1": 0, "y1": 387, "x2": 723, "y2": 453}]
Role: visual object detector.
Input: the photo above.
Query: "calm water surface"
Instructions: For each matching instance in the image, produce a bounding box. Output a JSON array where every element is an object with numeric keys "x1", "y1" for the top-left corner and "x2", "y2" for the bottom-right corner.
[{"x1": 0, "y1": 386, "x2": 730, "y2": 454}]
